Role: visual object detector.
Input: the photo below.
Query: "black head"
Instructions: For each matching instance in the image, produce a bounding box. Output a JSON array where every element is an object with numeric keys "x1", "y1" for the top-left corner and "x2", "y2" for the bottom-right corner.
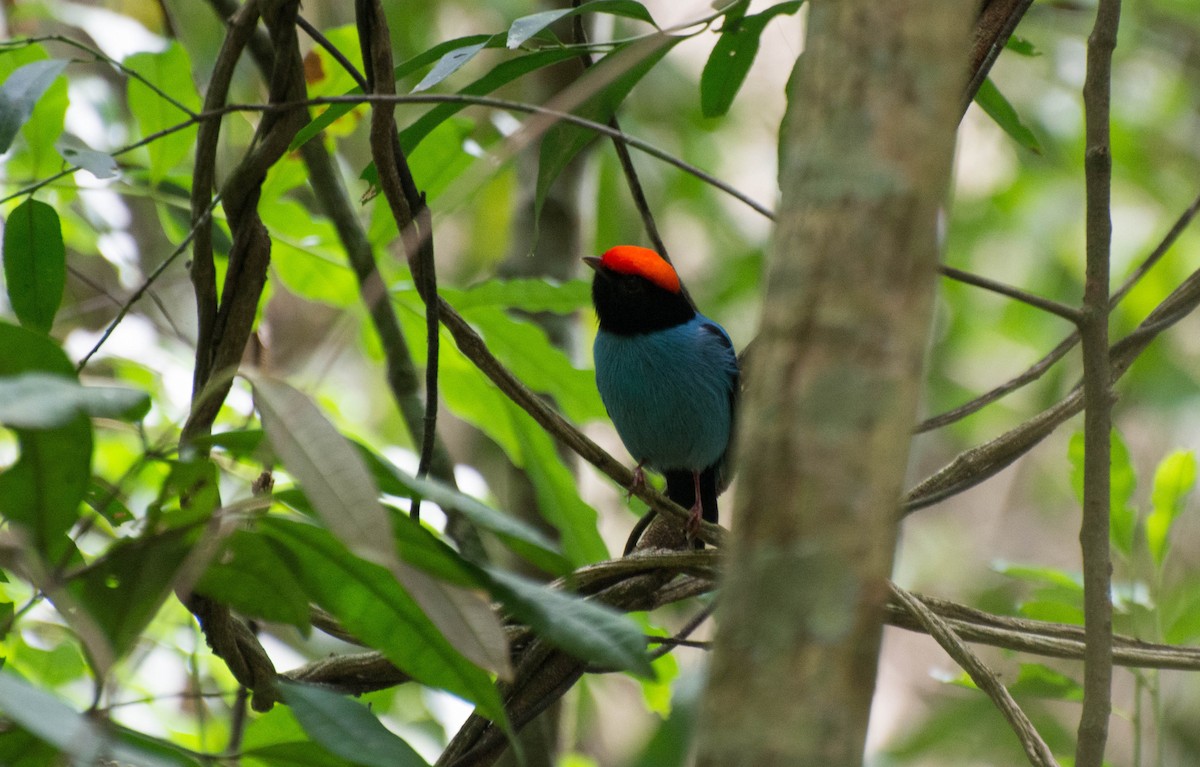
[{"x1": 585, "y1": 248, "x2": 695, "y2": 335}]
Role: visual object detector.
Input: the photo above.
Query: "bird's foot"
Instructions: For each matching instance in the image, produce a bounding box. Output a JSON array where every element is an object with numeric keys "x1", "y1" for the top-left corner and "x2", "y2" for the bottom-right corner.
[
  {"x1": 685, "y1": 501, "x2": 703, "y2": 541},
  {"x1": 626, "y1": 463, "x2": 647, "y2": 500}
]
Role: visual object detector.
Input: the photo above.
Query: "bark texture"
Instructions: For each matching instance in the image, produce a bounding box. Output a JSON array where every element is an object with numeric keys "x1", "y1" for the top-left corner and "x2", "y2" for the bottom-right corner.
[{"x1": 694, "y1": 3, "x2": 974, "y2": 764}]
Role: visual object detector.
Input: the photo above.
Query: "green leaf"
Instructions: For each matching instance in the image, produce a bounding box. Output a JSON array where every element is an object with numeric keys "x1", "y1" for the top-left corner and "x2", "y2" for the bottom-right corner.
[
  {"x1": 1008, "y1": 662, "x2": 1082, "y2": 701},
  {"x1": 0, "y1": 59, "x2": 67, "y2": 154},
  {"x1": 699, "y1": 1, "x2": 802, "y2": 118},
  {"x1": 506, "y1": 1, "x2": 657, "y2": 50},
  {"x1": 1005, "y1": 35, "x2": 1041, "y2": 57},
  {"x1": 279, "y1": 682, "x2": 430, "y2": 767},
  {"x1": 250, "y1": 374, "x2": 397, "y2": 570},
  {"x1": 438, "y1": 277, "x2": 592, "y2": 314},
  {"x1": 0, "y1": 323, "x2": 90, "y2": 560},
  {"x1": 390, "y1": 301, "x2": 605, "y2": 565},
  {"x1": 1146, "y1": 450, "x2": 1196, "y2": 566},
  {"x1": 462, "y1": 305, "x2": 606, "y2": 423},
  {"x1": 628, "y1": 673, "x2": 702, "y2": 767},
  {"x1": 534, "y1": 36, "x2": 679, "y2": 225},
  {"x1": 484, "y1": 567, "x2": 653, "y2": 677},
  {"x1": 413, "y1": 41, "x2": 489, "y2": 92},
  {"x1": 3, "y1": 198, "x2": 65, "y2": 333},
  {"x1": 405, "y1": 116, "x2": 478, "y2": 201},
  {"x1": 250, "y1": 375, "x2": 510, "y2": 673},
  {"x1": 63, "y1": 529, "x2": 195, "y2": 675},
  {"x1": 291, "y1": 34, "x2": 494, "y2": 151},
  {"x1": 56, "y1": 134, "x2": 119, "y2": 179},
  {"x1": 504, "y1": 399, "x2": 609, "y2": 565},
  {"x1": 0, "y1": 672, "x2": 198, "y2": 767},
  {"x1": 399, "y1": 47, "x2": 582, "y2": 155},
  {"x1": 1067, "y1": 429, "x2": 1136, "y2": 557},
  {"x1": 1110, "y1": 430, "x2": 1137, "y2": 557},
  {"x1": 973, "y1": 77, "x2": 1041, "y2": 154},
  {"x1": 359, "y1": 446, "x2": 570, "y2": 575},
  {"x1": 993, "y1": 560, "x2": 1083, "y2": 592},
  {"x1": 263, "y1": 200, "x2": 359, "y2": 307},
  {"x1": 261, "y1": 517, "x2": 508, "y2": 721},
  {"x1": 126, "y1": 43, "x2": 202, "y2": 183},
  {"x1": 0, "y1": 372, "x2": 150, "y2": 428},
  {"x1": 194, "y1": 529, "x2": 313, "y2": 631}
]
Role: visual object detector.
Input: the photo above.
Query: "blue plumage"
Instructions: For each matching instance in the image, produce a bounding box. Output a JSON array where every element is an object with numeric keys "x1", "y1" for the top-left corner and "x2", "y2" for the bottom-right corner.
[
  {"x1": 594, "y1": 314, "x2": 737, "y2": 475},
  {"x1": 585, "y1": 245, "x2": 739, "y2": 539}
]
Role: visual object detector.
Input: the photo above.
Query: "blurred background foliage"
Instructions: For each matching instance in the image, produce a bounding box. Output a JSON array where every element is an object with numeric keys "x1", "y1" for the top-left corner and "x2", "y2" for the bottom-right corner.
[{"x1": 0, "y1": 0, "x2": 1199, "y2": 764}]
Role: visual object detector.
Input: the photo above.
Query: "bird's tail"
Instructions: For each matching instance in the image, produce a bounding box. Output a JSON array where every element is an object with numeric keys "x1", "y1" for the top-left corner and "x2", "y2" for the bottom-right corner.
[{"x1": 664, "y1": 468, "x2": 720, "y2": 525}]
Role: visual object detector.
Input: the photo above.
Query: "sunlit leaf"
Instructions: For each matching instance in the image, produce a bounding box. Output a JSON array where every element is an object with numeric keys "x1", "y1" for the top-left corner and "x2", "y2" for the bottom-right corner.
[
  {"x1": 1005, "y1": 36, "x2": 1041, "y2": 56},
  {"x1": 1146, "y1": 450, "x2": 1196, "y2": 566},
  {"x1": 1068, "y1": 429, "x2": 1136, "y2": 557},
  {"x1": 1008, "y1": 662, "x2": 1082, "y2": 701},
  {"x1": 3, "y1": 198, "x2": 65, "y2": 333},
  {"x1": 437, "y1": 277, "x2": 592, "y2": 314},
  {"x1": 126, "y1": 43, "x2": 202, "y2": 182},
  {"x1": 505, "y1": 399, "x2": 609, "y2": 565}
]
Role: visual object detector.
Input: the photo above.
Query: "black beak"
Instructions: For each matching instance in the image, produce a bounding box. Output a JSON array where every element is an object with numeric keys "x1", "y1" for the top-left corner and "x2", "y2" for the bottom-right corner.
[{"x1": 582, "y1": 256, "x2": 603, "y2": 272}]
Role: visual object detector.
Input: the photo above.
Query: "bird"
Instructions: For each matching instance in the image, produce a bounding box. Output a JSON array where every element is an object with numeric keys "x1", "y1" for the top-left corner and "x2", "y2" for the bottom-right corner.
[{"x1": 584, "y1": 245, "x2": 739, "y2": 542}]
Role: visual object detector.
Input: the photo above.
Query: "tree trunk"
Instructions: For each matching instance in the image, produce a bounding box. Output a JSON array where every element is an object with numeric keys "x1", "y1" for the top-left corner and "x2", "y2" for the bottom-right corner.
[{"x1": 694, "y1": 4, "x2": 973, "y2": 765}]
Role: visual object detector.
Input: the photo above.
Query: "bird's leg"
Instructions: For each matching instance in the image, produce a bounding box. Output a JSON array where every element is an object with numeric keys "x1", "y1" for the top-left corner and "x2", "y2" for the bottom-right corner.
[
  {"x1": 685, "y1": 470, "x2": 704, "y2": 539},
  {"x1": 626, "y1": 461, "x2": 647, "y2": 500}
]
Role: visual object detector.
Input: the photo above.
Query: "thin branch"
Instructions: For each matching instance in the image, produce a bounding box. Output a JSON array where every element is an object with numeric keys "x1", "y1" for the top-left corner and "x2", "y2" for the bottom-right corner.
[
  {"x1": 357, "y1": 0, "x2": 442, "y2": 520},
  {"x1": 939, "y1": 264, "x2": 1083, "y2": 324},
  {"x1": 963, "y1": 0, "x2": 1037, "y2": 114},
  {"x1": 76, "y1": 196, "x2": 219, "y2": 371},
  {"x1": 572, "y1": 4, "x2": 671, "y2": 265},
  {"x1": 890, "y1": 583, "x2": 1060, "y2": 767},
  {"x1": 296, "y1": 14, "x2": 369, "y2": 91},
  {"x1": 1076, "y1": 0, "x2": 1122, "y2": 762},
  {"x1": 917, "y1": 186, "x2": 1200, "y2": 433}
]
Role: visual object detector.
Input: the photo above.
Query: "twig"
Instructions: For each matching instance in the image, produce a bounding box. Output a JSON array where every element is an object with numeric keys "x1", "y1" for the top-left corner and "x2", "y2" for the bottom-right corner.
[
  {"x1": 1076, "y1": 0, "x2": 1122, "y2": 762},
  {"x1": 76, "y1": 196, "x2": 219, "y2": 371},
  {"x1": 917, "y1": 186, "x2": 1200, "y2": 433},
  {"x1": 357, "y1": 0, "x2": 442, "y2": 521},
  {"x1": 939, "y1": 265, "x2": 1082, "y2": 324},
  {"x1": 963, "y1": 0, "x2": 1037, "y2": 114},
  {"x1": 890, "y1": 583, "x2": 1060, "y2": 767},
  {"x1": 571, "y1": 4, "x2": 671, "y2": 265}
]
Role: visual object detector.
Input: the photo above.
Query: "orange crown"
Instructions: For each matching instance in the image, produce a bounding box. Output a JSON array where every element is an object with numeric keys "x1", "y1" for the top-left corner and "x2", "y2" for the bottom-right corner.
[{"x1": 598, "y1": 245, "x2": 681, "y2": 294}]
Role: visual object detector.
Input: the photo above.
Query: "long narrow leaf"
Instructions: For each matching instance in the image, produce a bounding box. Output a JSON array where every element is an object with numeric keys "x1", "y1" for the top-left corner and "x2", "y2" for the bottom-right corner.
[{"x1": 280, "y1": 682, "x2": 430, "y2": 767}]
